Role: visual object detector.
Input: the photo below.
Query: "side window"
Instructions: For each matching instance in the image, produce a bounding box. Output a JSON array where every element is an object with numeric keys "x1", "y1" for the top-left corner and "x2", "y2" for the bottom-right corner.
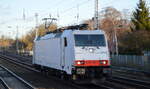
[{"x1": 64, "y1": 37, "x2": 67, "y2": 47}]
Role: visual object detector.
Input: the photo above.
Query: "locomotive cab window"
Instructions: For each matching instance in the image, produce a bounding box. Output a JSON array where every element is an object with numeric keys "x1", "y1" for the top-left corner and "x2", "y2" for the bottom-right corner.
[
  {"x1": 74, "y1": 34, "x2": 106, "y2": 47},
  {"x1": 64, "y1": 37, "x2": 67, "y2": 47}
]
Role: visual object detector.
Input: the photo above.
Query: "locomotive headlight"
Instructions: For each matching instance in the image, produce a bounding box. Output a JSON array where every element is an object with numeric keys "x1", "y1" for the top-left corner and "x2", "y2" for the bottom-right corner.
[
  {"x1": 77, "y1": 61, "x2": 81, "y2": 65},
  {"x1": 89, "y1": 48, "x2": 94, "y2": 53},
  {"x1": 100, "y1": 60, "x2": 107, "y2": 64},
  {"x1": 76, "y1": 61, "x2": 84, "y2": 65},
  {"x1": 103, "y1": 61, "x2": 106, "y2": 64}
]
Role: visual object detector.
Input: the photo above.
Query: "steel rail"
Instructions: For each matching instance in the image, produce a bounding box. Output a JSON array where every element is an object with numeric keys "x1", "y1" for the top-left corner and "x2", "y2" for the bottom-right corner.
[
  {"x1": 0, "y1": 54, "x2": 88, "y2": 89},
  {"x1": 0, "y1": 54, "x2": 32, "y2": 66},
  {"x1": 0, "y1": 53, "x2": 119, "y2": 89},
  {"x1": 112, "y1": 66, "x2": 150, "y2": 75},
  {"x1": 0, "y1": 65, "x2": 36, "y2": 89},
  {"x1": 3, "y1": 53, "x2": 150, "y2": 89},
  {"x1": 0, "y1": 78, "x2": 10, "y2": 89},
  {"x1": 111, "y1": 76, "x2": 150, "y2": 89}
]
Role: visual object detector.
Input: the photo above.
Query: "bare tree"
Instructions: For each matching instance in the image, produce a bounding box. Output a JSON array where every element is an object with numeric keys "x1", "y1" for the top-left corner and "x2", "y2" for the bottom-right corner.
[{"x1": 100, "y1": 7, "x2": 122, "y2": 54}]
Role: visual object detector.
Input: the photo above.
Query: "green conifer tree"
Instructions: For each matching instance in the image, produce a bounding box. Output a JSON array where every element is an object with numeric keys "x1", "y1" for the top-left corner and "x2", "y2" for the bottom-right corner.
[{"x1": 131, "y1": 0, "x2": 150, "y2": 31}]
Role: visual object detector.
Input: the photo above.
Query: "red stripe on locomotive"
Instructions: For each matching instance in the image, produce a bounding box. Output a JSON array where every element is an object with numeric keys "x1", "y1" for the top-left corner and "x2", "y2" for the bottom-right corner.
[{"x1": 75, "y1": 60, "x2": 110, "y2": 67}]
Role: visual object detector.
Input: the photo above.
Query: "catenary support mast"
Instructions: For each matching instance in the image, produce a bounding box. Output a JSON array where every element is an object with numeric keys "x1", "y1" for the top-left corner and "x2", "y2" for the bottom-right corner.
[{"x1": 94, "y1": 0, "x2": 99, "y2": 30}]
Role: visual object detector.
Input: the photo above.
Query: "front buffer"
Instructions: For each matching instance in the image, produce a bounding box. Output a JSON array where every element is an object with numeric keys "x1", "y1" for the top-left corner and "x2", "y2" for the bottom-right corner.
[{"x1": 72, "y1": 60, "x2": 111, "y2": 83}]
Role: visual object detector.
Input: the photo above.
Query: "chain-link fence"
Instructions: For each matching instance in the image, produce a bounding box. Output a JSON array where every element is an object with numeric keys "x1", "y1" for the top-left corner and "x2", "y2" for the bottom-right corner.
[{"x1": 111, "y1": 55, "x2": 150, "y2": 72}]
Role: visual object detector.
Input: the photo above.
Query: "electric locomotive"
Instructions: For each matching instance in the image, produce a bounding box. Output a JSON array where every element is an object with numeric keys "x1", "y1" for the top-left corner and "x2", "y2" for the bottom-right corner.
[{"x1": 33, "y1": 30, "x2": 111, "y2": 83}]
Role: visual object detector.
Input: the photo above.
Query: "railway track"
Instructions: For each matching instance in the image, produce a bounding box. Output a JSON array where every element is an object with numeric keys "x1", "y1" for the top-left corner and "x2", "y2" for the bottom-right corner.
[
  {"x1": 112, "y1": 66, "x2": 150, "y2": 83},
  {"x1": 2, "y1": 52, "x2": 32, "y2": 62},
  {"x1": 0, "y1": 53, "x2": 97, "y2": 89},
  {"x1": 0, "y1": 78, "x2": 9, "y2": 89},
  {"x1": 0, "y1": 65, "x2": 35, "y2": 89},
  {"x1": 1, "y1": 53, "x2": 150, "y2": 89},
  {"x1": 109, "y1": 76, "x2": 150, "y2": 89},
  {"x1": 112, "y1": 66, "x2": 150, "y2": 76},
  {"x1": 0, "y1": 53, "x2": 117, "y2": 89},
  {"x1": 0, "y1": 52, "x2": 32, "y2": 66}
]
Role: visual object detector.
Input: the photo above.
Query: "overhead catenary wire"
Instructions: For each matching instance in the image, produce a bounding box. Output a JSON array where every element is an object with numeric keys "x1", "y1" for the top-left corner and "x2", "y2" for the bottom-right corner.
[
  {"x1": 0, "y1": 0, "x2": 87, "y2": 25},
  {"x1": 60, "y1": 0, "x2": 90, "y2": 15},
  {"x1": 52, "y1": 0, "x2": 115, "y2": 26},
  {"x1": 0, "y1": 0, "x2": 117, "y2": 29},
  {"x1": 57, "y1": 0, "x2": 91, "y2": 26}
]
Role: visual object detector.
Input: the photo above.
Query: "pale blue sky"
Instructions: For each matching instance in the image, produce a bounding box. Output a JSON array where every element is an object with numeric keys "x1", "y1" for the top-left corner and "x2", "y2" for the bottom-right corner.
[{"x1": 0, "y1": 0, "x2": 149, "y2": 38}]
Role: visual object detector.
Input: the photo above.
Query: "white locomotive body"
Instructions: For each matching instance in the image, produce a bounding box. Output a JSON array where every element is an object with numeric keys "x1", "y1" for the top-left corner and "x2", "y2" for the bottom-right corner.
[{"x1": 33, "y1": 30, "x2": 111, "y2": 81}]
